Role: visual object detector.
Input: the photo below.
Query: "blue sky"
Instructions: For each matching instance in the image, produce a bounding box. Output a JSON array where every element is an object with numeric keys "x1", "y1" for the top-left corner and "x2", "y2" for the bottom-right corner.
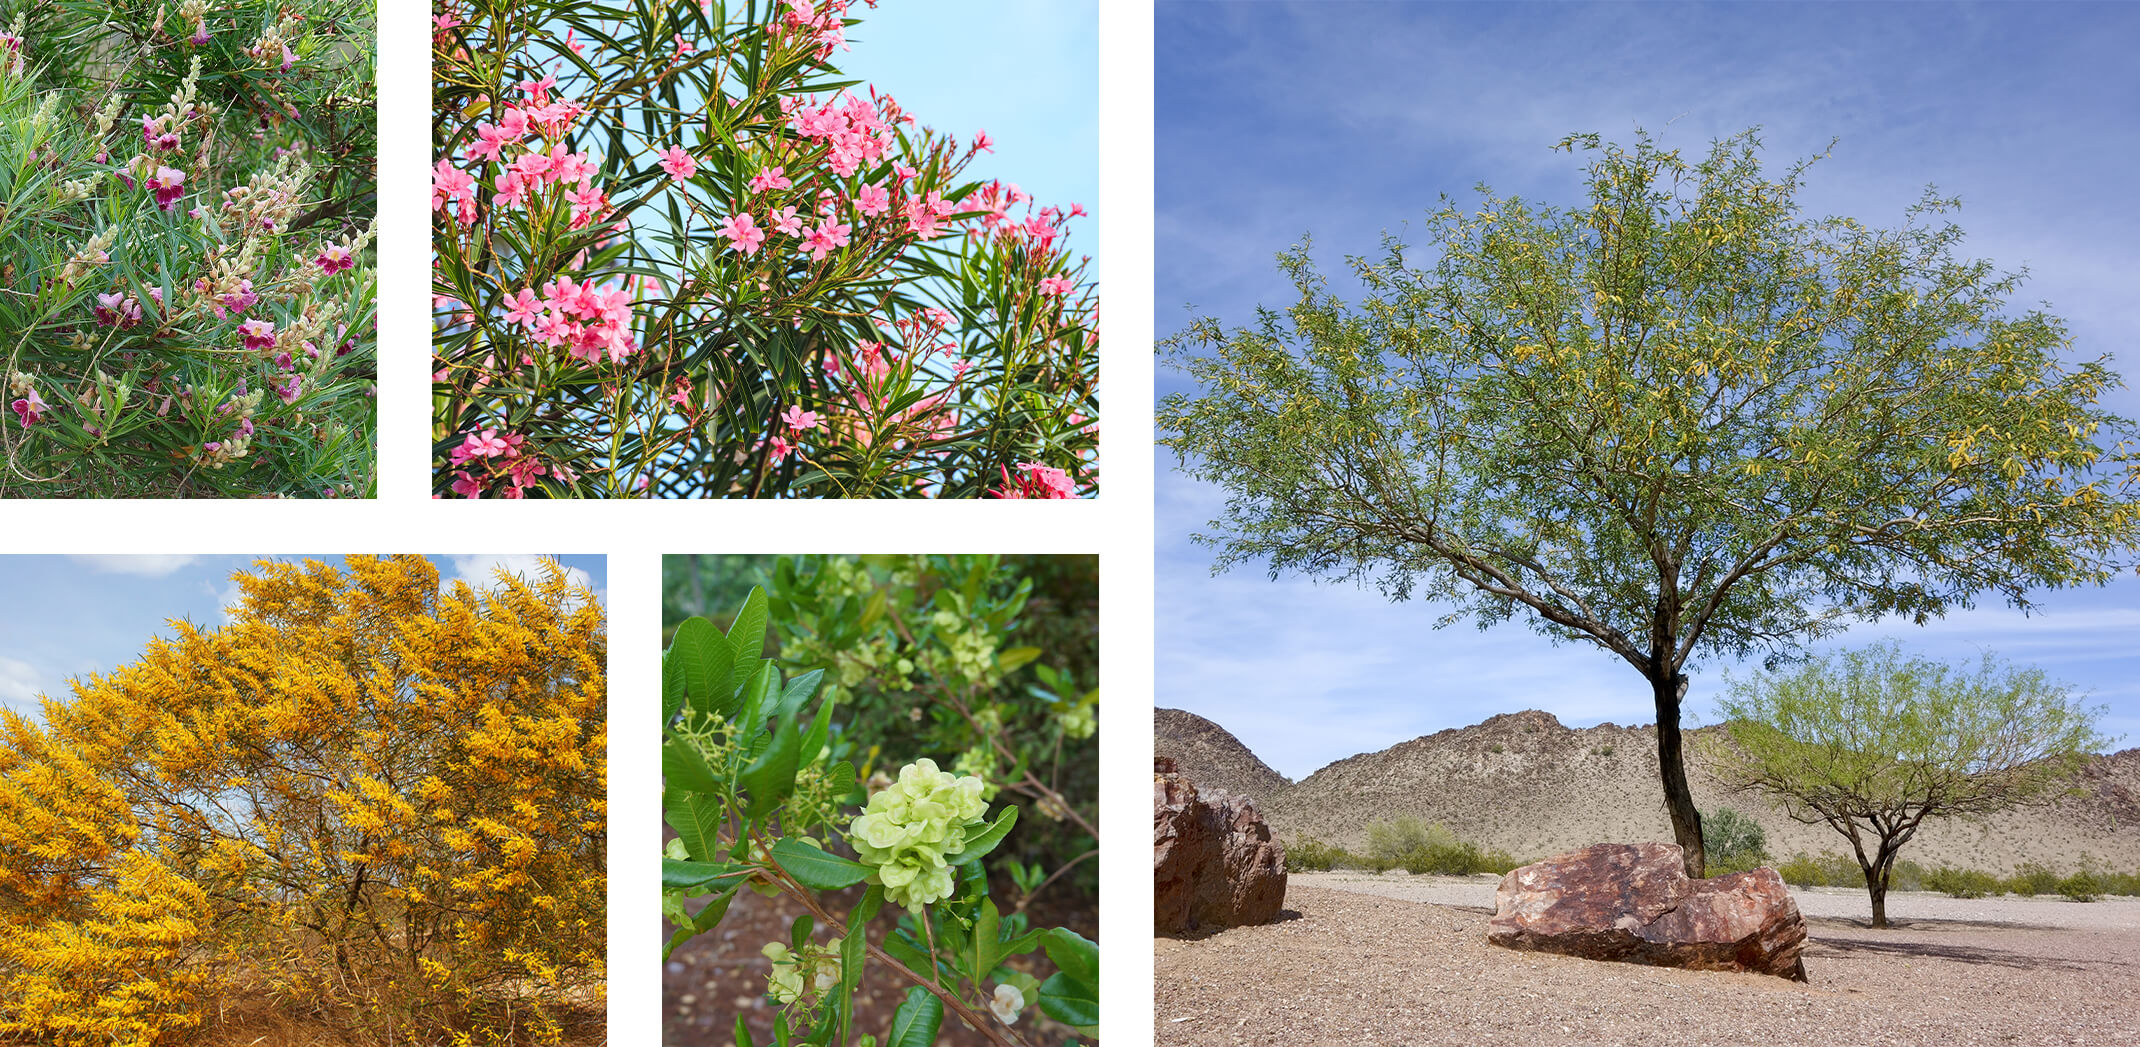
[
  {"x1": 838, "y1": 1, "x2": 1099, "y2": 256},
  {"x1": 1154, "y1": 1, "x2": 2140, "y2": 780},
  {"x1": 0, "y1": 555, "x2": 608, "y2": 722}
]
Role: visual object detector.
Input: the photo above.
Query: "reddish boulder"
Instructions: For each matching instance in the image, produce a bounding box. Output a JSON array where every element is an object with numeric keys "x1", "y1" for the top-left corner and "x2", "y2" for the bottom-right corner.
[
  {"x1": 1487, "y1": 842, "x2": 1807, "y2": 981},
  {"x1": 1154, "y1": 757, "x2": 1287, "y2": 934}
]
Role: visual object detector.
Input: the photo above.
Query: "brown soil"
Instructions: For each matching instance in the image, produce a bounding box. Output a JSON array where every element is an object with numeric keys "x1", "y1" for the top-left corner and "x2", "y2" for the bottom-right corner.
[
  {"x1": 665, "y1": 883, "x2": 1098, "y2": 1047},
  {"x1": 1155, "y1": 883, "x2": 2140, "y2": 1046}
]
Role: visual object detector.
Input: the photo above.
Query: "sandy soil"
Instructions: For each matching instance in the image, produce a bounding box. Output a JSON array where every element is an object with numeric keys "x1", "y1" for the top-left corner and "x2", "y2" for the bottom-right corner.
[{"x1": 1154, "y1": 877, "x2": 2140, "y2": 1047}]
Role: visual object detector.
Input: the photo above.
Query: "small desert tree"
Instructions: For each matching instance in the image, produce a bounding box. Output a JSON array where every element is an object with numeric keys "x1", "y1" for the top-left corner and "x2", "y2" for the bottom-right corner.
[
  {"x1": 1709, "y1": 642, "x2": 2110, "y2": 927},
  {"x1": 1158, "y1": 128, "x2": 2140, "y2": 876}
]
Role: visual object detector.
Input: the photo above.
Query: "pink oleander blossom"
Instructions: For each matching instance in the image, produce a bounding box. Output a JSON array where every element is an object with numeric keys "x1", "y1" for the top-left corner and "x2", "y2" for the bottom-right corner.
[
  {"x1": 1038, "y1": 275, "x2": 1074, "y2": 296},
  {"x1": 749, "y1": 165, "x2": 792, "y2": 193},
  {"x1": 718, "y1": 212, "x2": 766, "y2": 254},
  {"x1": 658, "y1": 145, "x2": 698, "y2": 181},
  {"x1": 780, "y1": 404, "x2": 819, "y2": 432}
]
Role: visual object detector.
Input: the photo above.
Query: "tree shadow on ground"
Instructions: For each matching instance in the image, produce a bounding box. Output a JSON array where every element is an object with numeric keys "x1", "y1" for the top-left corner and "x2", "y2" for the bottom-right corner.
[{"x1": 1806, "y1": 933, "x2": 2112, "y2": 974}]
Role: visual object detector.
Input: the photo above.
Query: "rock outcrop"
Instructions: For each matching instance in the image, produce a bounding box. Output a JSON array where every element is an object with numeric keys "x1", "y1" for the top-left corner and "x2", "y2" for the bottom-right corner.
[
  {"x1": 1154, "y1": 757, "x2": 1286, "y2": 934},
  {"x1": 1155, "y1": 708, "x2": 1293, "y2": 804},
  {"x1": 1487, "y1": 842, "x2": 1807, "y2": 980}
]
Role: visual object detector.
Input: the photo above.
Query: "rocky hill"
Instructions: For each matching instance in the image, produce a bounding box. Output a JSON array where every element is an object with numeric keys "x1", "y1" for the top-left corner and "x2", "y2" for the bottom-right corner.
[
  {"x1": 1153, "y1": 708, "x2": 1292, "y2": 805},
  {"x1": 1165, "y1": 707, "x2": 2140, "y2": 874}
]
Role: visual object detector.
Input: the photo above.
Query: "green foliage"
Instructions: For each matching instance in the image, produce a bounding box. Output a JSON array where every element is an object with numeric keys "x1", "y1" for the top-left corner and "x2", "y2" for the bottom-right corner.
[
  {"x1": 2056, "y1": 871, "x2": 2102, "y2": 903},
  {"x1": 1925, "y1": 866, "x2": 2003, "y2": 899},
  {"x1": 1714, "y1": 642, "x2": 2111, "y2": 925},
  {"x1": 0, "y1": 0, "x2": 377, "y2": 496},
  {"x1": 1358, "y1": 816, "x2": 1514, "y2": 875},
  {"x1": 1701, "y1": 807, "x2": 1769, "y2": 875},
  {"x1": 661, "y1": 587, "x2": 1096, "y2": 1046},
  {"x1": 1285, "y1": 837, "x2": 1341, "y2": 873},
  {"x1": 1159, "y1": 126, "x2": 2140, "y2": 877},
  {"x1": 2008, "y1": 862, "x2": 2063, "y2": 898}
]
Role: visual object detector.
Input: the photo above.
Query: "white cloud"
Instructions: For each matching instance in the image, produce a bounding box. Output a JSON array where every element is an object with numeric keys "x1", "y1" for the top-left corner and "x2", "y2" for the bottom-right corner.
[
  {"x1": 65, "y1": 555, "x2": 201, "y2": 577},
  {"x1": 0, "y1": 655, "x2": 46, "y2": 711},
  {"x1": 444, "y1": 555, "x2": 604, "y2": 607}
]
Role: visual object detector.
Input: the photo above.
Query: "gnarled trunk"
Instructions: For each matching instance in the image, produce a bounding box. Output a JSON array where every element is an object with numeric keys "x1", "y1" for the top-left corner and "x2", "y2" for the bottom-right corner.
[{"x1": 1652, "y1": 670, "x2": 1706, "y2": 878}]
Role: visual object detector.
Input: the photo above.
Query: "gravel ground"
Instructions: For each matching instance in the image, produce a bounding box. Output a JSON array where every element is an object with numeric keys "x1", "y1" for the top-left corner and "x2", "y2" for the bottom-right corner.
[{"x1": 1154, "y1": 877, "x2": 2140, "y2": 1047}]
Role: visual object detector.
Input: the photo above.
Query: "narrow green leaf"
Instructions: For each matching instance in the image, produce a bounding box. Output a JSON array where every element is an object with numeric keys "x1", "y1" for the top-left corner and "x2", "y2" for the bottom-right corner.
[
  {"x1": 663, "y1": 788, "x2": 725, "y2": 862},
  {"x1": 778, "y1": 667, "x2": 827, "y2": 722},
  {"x1": 769, "y1": 838, "x2": 875, "y2": 889},
  {"x1": 948, "y1": 806, "x2": 1018, "y2": 866},
  {"x1": 666, "y1": 617, "x2": 721, "y2": 715},
  {"x1": 662, "y1": 651, "x2": 685, "y2": 726},
  {"x1": 790, "y1": 913, "x2": 815, "y2": 952},
  {"x1": 798, "y1": 695, "x2": 836, "y2": 765},
  {"x1": 970, "y1": 897, "x2": 1002, "y2": 984},
  {"x1": 887, "y1": 987, "x2": 943, "y2": 1047}
]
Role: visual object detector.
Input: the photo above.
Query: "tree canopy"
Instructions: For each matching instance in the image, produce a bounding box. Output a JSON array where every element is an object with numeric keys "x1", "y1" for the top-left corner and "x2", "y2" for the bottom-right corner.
[
  {"x1": 1159, "y1": 128, "x2": 2140, "y2": 875},
  {"x1": 1709, "y1": 642, "x2": 2110, "y2": 926}
]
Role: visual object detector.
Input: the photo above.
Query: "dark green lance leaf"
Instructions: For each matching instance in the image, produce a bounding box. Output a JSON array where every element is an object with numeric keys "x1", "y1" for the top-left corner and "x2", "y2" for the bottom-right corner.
[
  {"x1": 798, "y1": 697, "x2": 836, "y2": 765},
  {"x1": 836, "y1": 885, "x2": 878, "y2": 1042},
  {"x1": 887, "y1": 987, "x2": 943, "y2": 1047},
  {"x1": 667, "y1": 617, "x2": 729, "y2": 716},
  {"x1": 769, "y1": 838, "x2": 875, "y2": 889},
  {"x1": 777, "y1": 667, "x2": 827, "y2": 722},
  {"x1": 1038, "y1": 970, "x2": 1098, "y2": 1028},
  {"x1": 663, "y1": 788, "x2": 724, "y2": 862},
  {"x1": 969, "y1": 897, "x2": 1003, "y2": 984},
  {"x1": 662, "y1": 651, "x2": 685, "y2": 726},
  {"x1": 790, "y1": 913, "x2": 815, "y2": 952},
  {"x1": 948, "y1": 806, "x2": 1018, "y2": 866},
  {"x1": 734, "y1": 1015, "x2": 754, "y2": 1047},
  {"x1": 693, "y1": 886, "x2": 737, "y2": 933},
  {"x1": 728, "y1": 586, "x2": 770, "y2": 664},
  {"x1": 661, "y1": 737, "x2": 720, "y2": 794},
  {"x1": 741, "y1": 702, "x2": 802, "y2": 816}
]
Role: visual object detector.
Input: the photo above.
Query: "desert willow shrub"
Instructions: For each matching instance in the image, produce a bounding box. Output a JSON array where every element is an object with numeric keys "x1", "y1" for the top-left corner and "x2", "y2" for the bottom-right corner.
[
  {"x1": 0, "y1": 556, "x2": 606, "y2": 1047},
  {"x1": 0, "y1": 0, "x2": 378, "y2": 497},
  {"x1": 662, "y1": 588, "x2": 1099, "y2": 1047},
  {"x1": 431, "y1": 0, "x2": 1097, "y2": 498}
]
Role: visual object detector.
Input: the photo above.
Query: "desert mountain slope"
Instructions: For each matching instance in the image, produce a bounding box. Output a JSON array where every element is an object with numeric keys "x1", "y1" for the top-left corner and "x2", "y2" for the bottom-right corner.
[
  {"x1": 1186, "y1": 708, "x2": 2140, "y2": 873},
  {"x1": 1154, "y1": 707, "x2": 1292, "y2": 805}
]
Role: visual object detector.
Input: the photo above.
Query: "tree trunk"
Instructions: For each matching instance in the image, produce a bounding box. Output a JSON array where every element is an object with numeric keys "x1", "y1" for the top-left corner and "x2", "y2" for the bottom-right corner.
[{"x1": 1652, "y1": 670, "x2": 1706, "y2": 878}]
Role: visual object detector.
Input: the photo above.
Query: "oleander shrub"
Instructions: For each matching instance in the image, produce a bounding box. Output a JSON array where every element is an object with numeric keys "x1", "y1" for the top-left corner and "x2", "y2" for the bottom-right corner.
[
  {"x1": 0, "y1": 0, "x2": 377, "y2": 497},
  {"x1": 432, "y1": 0, "x2": 1097, "y2": 498},
  {"x1": 0, "y1": 556, "x2": 604, "y2": 1046}
]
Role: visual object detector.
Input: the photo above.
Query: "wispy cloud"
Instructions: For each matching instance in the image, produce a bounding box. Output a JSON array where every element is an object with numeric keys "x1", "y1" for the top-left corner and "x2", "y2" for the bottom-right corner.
[
  {"x1": 0, "y1": 655, "x2": 44, "y2": 711},
  {"x1": 66, "y1": 555, "x2": 201, "y2": 577},
  {"x1": 1156, "y1": 1, "x2": 2140, "y2": 776}
]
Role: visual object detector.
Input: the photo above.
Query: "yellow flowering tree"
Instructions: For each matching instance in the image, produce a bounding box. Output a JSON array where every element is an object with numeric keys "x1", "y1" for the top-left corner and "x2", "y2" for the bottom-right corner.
[{"x1": 0, "y1": 555, "x2": 606, "y2": 1046}]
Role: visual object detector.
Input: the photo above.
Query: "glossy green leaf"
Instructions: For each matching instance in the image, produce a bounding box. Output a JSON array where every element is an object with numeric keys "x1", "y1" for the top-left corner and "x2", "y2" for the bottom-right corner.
[
  {"x1": 887, "y1": 987, "x2": 942, "y2": 1047},
  {"x1": 769, "y1": 838, "x2": 874, "y2": 889},
  {"x1": 948, "y1": 806, "x2": 1017, "y2": 866}
]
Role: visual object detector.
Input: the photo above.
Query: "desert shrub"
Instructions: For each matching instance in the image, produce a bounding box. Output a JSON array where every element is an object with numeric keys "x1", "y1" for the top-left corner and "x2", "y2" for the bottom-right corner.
[
  {"x1": 2103, "y1": 870, "x2": 2140, "y2": 896},
  {"x1": 1926, "y1": 866, "x2": 2003, "y2": 899},
  {"x1": 0, "y1": 556, "x2": 604, "y2": 1046},
  {"x1": 2009, "y1": 862, "x2": 2063, "y2": 897},
  {"x1": 1889, "y1": 858, "x2": 1930, "y2": 893},
  {"x1": 1286, "y1": 837, "x2": 1341, "y2": 873},
  {"x1": 0, "y1": 0, "x2": 378, "y2": 497},
  {"x1": 1364, "y1": 814, "x2": 1443, "y2": 867},
  {"x1": 1701, "y1": 807, "x2": 1769, "y2": 875},
  {"x1": 432, "y1": 0, "x2": 1096, "y2": 498},
  {"x1": 1775, "y1": 851, "x2": 1869, "y2": 888},
  {"x1": 1479, "y1": 848, "x2": 1523, "y2": 875},
  {"x1": 1775, "y1": 852, "x2": 1825, "y2": 887},
  {"x1": 2057, "y1": 871, "x2": 2102, "y2": 902}
]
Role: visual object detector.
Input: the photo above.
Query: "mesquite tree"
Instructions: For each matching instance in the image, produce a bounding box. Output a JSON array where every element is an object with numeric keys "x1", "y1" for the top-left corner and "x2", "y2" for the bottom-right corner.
[
  {"x1": 1158, "y1": 129, "x2": 2140, "y2": 877},
  {"x1": 1710, "y1": 643, "x2": 2110, "y2": 926}
]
